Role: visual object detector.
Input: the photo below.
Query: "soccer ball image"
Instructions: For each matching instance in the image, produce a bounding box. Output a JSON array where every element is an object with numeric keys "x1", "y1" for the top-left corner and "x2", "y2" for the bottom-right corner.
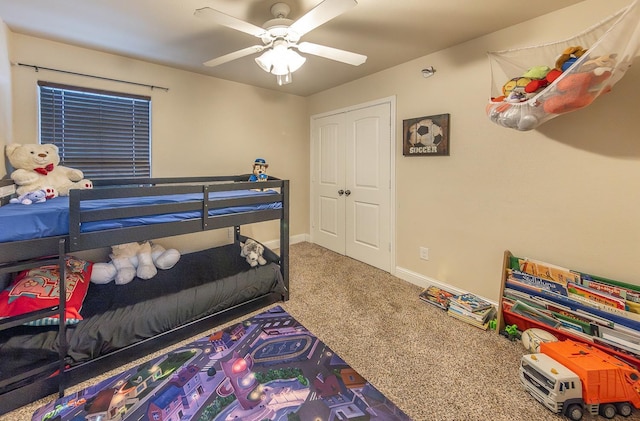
[
  {"x1": 403, "y1": 114, "x2": 449, "y2": 156},
  {"x1": 405, "y1": 118, "x2": 443, "y2": 147}
]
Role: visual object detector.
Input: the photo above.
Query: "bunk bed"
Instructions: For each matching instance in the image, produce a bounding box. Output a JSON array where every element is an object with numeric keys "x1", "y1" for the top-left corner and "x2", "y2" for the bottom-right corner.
[{"x1": 0, "y1": 175, "x2": 290, "y2": 415}]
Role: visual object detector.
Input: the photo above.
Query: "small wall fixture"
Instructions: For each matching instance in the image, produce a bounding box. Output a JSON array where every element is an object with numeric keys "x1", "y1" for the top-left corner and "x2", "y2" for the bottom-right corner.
[{"x1": 422, "y1": 66, "x2": 436, "y2": 78}]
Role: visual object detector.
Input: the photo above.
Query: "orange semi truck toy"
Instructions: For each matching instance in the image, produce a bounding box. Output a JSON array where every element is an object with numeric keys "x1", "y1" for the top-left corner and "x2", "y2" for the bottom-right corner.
[{"x1": 520, "y1": 339, "x2": 640, "y2": 420}]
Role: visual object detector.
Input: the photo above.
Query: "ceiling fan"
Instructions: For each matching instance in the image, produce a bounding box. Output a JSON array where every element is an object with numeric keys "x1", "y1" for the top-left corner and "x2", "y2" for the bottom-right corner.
[{"x1": 194, "y1": 0, "x2": 367, "y2": 85}]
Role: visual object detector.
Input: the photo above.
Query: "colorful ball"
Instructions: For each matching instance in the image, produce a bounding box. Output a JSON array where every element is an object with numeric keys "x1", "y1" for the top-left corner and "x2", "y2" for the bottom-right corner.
[{"x1": 502, "y1": 76, "x2": 532, "y2": 96}]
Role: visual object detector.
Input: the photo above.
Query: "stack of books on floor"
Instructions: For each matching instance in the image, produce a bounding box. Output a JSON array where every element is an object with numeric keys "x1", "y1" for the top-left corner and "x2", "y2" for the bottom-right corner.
[
  {"x1": 447, "y1": 293, "x2": 496, "y2": 330},
  {"x1": 419, "y1": 285, "x2": 454, "y2": 310}
]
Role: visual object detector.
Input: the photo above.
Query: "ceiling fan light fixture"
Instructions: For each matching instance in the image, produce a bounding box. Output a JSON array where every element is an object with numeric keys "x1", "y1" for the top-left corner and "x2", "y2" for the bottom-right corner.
[
  {"x1": 198, "y1": 0, "x2": 365, "y2": 86},
  {"x1": 284, "y1": 49, "x2": 306, "y2": 72},
  {"x1": 255, "y1": 49, "x2": 274, "y2": 72},
  {"x1": 276, "y1": 72, "x2": 293, "y2": 86},
  {"x1": 255, "y1": 43, "x2": 306, "y2": 84},
  {"x1": 271, "y1": 61, "x2": 290, "y2": 76}
]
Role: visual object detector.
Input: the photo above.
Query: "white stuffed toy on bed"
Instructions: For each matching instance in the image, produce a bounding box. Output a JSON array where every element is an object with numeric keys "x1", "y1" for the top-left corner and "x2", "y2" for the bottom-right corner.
[
  {"x1": 90, "y1": 241, "x2": 181, "y2": 285},
  {"x1": 5, "y1": 143, "x2": 93, "y2": 197},
  {"x1": 91, "y1": 241, "x2": 180, "y2": 285}
]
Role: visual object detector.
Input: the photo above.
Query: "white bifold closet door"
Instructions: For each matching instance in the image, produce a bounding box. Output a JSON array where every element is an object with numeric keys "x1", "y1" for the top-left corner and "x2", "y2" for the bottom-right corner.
[{"x1": 311, "y1": 101, "x2": 391, "y2": 272}]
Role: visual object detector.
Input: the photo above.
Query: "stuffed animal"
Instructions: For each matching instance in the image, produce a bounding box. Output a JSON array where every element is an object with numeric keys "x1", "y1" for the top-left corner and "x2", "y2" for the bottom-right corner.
[
  {"x1": 555, "y1": 46, "x2": 588, "y2": 72},
  {"x1": 521, "y1": 66, "x2": 551, "y2": 94},
  {"x1": 240, "y1": 239, "x2": 267, "y2": 267},
  {"x1": 501, "y1": 76, "x2": 532, "y2": 101},
  {"x1": 248, "y1": 158, "x2": 269, "y2": 182},
  {"x1": 580, "y1": 53, "x2": 617, "y2": 76},
  {"x1": 5, "y1": 143, "x2": 93, "y2": 197},
  {"x1": 542, "y1": 70, "x2": 611, "y2": 114},
  {"x1": 9, "y1": 189, "x2": 48, "y2": 205},
  {"x1": 90, "y1": 241, "x2": 181, "y2": 285}
]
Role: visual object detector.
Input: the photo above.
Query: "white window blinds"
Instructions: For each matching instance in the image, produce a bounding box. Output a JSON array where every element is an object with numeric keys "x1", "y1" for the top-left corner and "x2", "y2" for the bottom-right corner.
[{"x1": 38, "y1": 81, "x2": 151, "y2": 179}]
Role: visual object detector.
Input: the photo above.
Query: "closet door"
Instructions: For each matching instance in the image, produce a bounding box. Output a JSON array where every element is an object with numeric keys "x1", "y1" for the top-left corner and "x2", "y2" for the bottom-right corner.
[
  {"x1": 311, "y1": 101, "x2": 391, "y2": 272},
  {"x1": 312, "y1": 112, "x2": 347, "y2": 254},
  {"x1": 344, "y1": 103, "x2": 391, "y2": 270}
]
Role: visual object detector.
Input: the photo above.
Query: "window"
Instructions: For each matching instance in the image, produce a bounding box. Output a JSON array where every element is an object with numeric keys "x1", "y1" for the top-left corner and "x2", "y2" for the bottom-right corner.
[{"x1": 38, "y1": 81, "x2": 151, "y2": 179}]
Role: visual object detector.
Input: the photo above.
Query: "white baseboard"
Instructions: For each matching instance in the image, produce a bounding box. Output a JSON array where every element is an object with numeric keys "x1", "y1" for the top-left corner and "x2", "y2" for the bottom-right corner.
[
  {"x1": 263, "y1": 233, "x2": 309, "y2": 251},
  {"x1": 395, "y1": 266, "x2": 498, "y2": 307},
  {"x1": 278, "y1": 237, "x2": 498, "y2": 307},
  {"x1": 395, "y1": 266, "x2": 466, "y2": 295}
]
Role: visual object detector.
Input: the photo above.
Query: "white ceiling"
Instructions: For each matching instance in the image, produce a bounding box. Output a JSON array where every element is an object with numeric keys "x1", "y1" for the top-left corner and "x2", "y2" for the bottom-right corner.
[{"x1": 0, "y1": 0, "x2": 586, "y2": 96}]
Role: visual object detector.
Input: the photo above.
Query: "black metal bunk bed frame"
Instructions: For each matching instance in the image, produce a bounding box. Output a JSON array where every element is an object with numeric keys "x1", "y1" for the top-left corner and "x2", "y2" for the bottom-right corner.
[{"x1": 0, "y1": 175, "x2": 290, "y2": 415}]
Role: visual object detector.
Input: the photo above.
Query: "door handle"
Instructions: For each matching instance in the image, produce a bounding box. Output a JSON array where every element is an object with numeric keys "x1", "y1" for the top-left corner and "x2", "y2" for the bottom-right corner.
[
  {"x1": 345, "y1": 190, "x2": 351, "y2": 196},
  {"x1": 338, "y1": 189, "x2": 344, "y2": 196}
]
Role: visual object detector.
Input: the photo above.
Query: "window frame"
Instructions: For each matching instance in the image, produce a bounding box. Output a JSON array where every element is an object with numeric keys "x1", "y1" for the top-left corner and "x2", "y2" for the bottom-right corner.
[{"x1": 38, "y1": 81, "x2": 152, "y2": 179}]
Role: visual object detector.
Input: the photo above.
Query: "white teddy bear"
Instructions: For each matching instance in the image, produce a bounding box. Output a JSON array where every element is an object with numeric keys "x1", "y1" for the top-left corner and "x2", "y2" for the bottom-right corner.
[
  {"x1": 5, "y1": 143, "x2": 93, "y2": 197},
  {"x1": 90, "y1": 241, "x2": 181, "y2": 285}
]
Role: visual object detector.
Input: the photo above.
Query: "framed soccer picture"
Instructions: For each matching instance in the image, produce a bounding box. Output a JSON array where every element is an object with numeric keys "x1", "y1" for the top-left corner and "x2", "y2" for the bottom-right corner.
[{"x1": 402, "y1": 113, "x2": 450, "y2": 156}]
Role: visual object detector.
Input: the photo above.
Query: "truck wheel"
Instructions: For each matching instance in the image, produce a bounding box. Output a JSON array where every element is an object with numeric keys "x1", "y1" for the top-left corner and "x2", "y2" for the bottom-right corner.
[
  {"x1": 599, "y1": 403, "x2": 616, "y2": 419},
  {"x1": 616, "y1": 402, "x2": 633, "y2": 417},
  {"x1": 566, "y1": 404, "x2": 583, "y2": 421}
]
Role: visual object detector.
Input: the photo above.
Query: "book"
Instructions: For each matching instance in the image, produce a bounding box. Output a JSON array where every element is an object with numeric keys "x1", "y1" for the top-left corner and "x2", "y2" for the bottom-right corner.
[
  {"x1": 507, "y1": 269, "x2": 568, "y2": 296},
  {"x1": 568, "y1": 293, "x2": 640, "y2": 323},
  {"x1": 447, "y1": 306, "x2": 495, "y2": 330},
  {"x1": 506, "y1": 280, "x2": 640, "y2": 331},
  {"x1": 597, "y1": 325, "x2": 640, "y2": 354},
  {"x1": 593, "y1": 336, "x2": 640, "y2": 358},
  {"x1": 448, "y1": 303, "x2": 495, "y2": 323},
  {"x1": 567, "y1": 282, "x2": 626, "y2": 310},
  {"x1": 419, "y1": 286, "x2": 454, "y2": 310},
  {"x1": 510, "y1": 300, "x2": 561, "y2": 329},
  {"x1": 503, "y1": 288, "x2": 546, "y2": 309},
  {"x1": 449, "y1": 293, "x2": 493, "y2": 313},
  {"x1": 581, "y1": 278, "x2": 628, "y2": 300},
  {"x1": 517, "y1": 257, "x2": 581, "y2": 284},
  {"x1": 580, "y1": 273, "x2": 640, "y2": 303}
]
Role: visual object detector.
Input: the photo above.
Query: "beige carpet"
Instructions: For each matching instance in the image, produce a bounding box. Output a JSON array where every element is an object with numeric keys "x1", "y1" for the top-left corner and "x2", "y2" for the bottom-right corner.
[{"x1": 5, "y1": 242, "x2": 636, "y2": 420}]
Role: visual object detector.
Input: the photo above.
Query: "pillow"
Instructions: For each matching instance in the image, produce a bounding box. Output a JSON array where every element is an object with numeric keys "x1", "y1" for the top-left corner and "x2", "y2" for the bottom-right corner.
[{"x1": 0, "y1": 257, "x2": 93, "y2": 326}]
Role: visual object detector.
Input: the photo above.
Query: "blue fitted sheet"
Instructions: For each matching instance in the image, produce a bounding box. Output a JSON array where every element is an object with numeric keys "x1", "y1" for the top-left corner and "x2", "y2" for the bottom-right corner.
[{"x1": 0, "y1": 189, "x2": 281, "y2": 243}]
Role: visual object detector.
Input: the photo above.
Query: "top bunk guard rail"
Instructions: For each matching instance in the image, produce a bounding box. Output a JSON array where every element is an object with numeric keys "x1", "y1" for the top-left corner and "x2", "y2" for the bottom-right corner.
[{"x1": 67, "y1": 176, "x2": 286, "y2": 251}]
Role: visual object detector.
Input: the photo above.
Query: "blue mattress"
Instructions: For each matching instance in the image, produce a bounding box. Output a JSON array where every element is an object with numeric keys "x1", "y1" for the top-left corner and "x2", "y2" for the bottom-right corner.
[{"x1": 0, "y1": 189, "x2": 281, "y2": 243}]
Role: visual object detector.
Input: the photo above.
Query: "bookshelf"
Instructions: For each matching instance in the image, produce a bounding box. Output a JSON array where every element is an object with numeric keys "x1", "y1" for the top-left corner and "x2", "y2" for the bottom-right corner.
[{"x1": 497, "y1": 250, "x2": 640, "y2": 368}]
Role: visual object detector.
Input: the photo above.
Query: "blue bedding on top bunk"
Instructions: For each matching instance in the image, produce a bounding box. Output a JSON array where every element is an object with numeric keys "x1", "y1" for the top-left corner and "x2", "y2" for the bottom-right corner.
[{"x1": 0, "y1": 189, "x2": 281, "y2": 243}]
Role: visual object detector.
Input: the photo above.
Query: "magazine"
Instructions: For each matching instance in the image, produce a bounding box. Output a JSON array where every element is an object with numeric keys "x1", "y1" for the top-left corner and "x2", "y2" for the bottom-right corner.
[
  {"x1": 419, "y1": 286, "x2": 454, "y2": 310},
  {"x1": 450, "y1": 293, "x2": 492, "y2": 313}
]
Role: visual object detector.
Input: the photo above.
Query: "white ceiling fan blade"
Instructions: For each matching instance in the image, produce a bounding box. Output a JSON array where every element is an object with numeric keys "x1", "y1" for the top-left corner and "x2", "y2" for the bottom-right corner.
[
  {"x1": 297, "y1": 42, "x2": 367, "y2": 66},
  {"x1": 203, "y1": 45, "x2": 265, "y2": 67},
  {"x1": 289, "y1": 0, "x2": 357, "y2": 38},
  {"x1": 195, "y1": 7, "x2": 267, "y2": 38}
]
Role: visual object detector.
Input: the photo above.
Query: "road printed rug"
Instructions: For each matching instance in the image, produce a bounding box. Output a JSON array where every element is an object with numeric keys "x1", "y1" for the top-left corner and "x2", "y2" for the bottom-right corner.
[{"x1": 32, "y1": 306, "x2": 412, "y2": 421}]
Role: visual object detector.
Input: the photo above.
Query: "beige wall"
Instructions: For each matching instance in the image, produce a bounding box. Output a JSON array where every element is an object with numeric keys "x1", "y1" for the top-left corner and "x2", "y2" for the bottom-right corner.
[
  {"x1": 7, "y1": 34, "x2": 310, "y2": 252},
  {"x1": 308, "y1": 0, "x2": 640, "y2": 301},
  {"x1": 3, "y1": 1, "x2": 639, "y2": 301},
  {"x1": 0, "y1": 18, "x2": 11, "y2": 176}
]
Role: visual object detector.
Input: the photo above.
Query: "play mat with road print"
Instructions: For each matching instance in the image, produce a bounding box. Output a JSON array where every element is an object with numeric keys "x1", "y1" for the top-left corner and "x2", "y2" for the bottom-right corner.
[{"x1": 32, "y1": 306, "x2": 411, "y2": 421}]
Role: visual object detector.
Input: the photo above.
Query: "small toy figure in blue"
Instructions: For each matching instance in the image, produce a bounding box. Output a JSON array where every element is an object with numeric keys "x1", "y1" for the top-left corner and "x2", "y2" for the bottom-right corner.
[{"x1": 249, "y1": 158, "x2": 269, "y2": 182}]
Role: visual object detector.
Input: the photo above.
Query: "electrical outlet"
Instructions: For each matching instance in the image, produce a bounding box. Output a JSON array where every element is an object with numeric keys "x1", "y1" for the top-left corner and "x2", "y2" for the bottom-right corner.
[
  {"x1": 227, "y1": 227, "x2": 234, "y2": 239},
  {"x1": 419, "y1": 247, "x2": 429, "y2": 260}
]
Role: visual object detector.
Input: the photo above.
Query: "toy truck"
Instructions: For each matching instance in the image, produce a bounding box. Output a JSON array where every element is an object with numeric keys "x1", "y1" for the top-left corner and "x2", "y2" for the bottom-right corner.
[{"x1": 520, "y1": 339, "x2": 640, "y2": 420}]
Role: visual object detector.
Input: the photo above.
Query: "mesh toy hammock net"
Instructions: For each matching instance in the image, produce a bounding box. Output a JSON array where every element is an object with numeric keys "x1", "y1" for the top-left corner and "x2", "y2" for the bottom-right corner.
[{"x1": 486, "y1": 0, "x2": 640, "y2": 131}]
